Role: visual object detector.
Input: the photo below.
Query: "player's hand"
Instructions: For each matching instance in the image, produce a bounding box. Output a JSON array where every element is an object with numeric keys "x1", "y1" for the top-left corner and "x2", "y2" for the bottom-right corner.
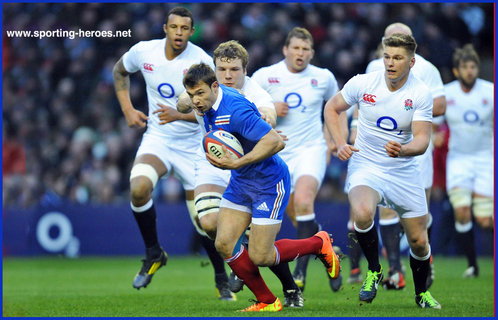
[
  {"x1": 337, "y1": 144, "x2": 359, "y2": 161},
  {"x1": 205, "y1": 145, "x2": 240, "y2": 170},
  {"x1": 154, "y1": 103, "x2": 182, "y2": 125},
  {"x1": 276, "y1": 130, "x2": 288, "y2": 141},
  {"x1": 326, "y1": 139, "x2": 338, "y2": 165},
  {"x1": 385, "y1": 140, "x2": 402, "y2": 157},
  {"x1": 274, "y1": 102, "x2": 289, "y2": 117},
  {"x1": 124, "y1": 108, "x2": 148, "y2": 128}
]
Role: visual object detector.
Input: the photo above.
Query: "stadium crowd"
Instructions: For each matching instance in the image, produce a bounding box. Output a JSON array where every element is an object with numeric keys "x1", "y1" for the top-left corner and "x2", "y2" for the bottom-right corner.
[{"x1": 2, "y1": 2, "x2": 493, "y2": 208}]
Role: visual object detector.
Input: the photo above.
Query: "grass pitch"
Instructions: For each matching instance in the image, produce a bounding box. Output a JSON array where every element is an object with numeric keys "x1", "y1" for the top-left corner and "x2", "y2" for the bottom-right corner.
[{"x1": 3, "y1": 255, "x2": 494, "y2": 317}]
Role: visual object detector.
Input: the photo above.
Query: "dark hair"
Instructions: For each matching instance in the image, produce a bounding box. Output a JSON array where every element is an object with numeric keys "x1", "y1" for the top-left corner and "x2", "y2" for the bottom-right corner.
[
  {"x1": 213, "y1": 40, "x2": 249, "y2": 70},
  {"x1": 284, "y1": 27, "x2": 314, "y2": 48},
  {"x1": 183, "y1": 63, "x2": 217, "y2": 88},
  {"x1": 167, "y1": 7, "x2": 194, "y2": 28},
  {"x1": 453, "y1": 44, "x2": 480, "y2": 68},
  {"x1": 382, "y1": 33, "x2": 417, "y2": 56}
]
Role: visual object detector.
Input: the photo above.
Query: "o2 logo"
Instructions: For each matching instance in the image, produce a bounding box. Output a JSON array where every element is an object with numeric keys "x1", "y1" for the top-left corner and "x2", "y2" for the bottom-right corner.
[
  {"x1": 463, "y1": 110, "x2": 480, "y2": 124},
  {"x1": 158, "y1": 83, "x2": 175, "y2": 99},
  {"x1": 284, "y1": 92, "x2": 307, "y2": 113},
  {"x1": 36, "y1": 212, "x2": 80, "y2": 257},
  {"x1": 376, "y1": 116, "x2": 403, "y2": 135}
]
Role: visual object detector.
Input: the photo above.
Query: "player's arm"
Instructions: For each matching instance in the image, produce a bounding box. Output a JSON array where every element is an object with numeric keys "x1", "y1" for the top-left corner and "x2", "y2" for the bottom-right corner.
[
  {"x1": 207, "y1": 129, "x2": 284, "y2": 170},
  {"x1": 432, "y1": 95, "x2": 446, "y2": 117},
  {"x1": 112, "y1": 57, "x2": 149, "y2": 128},
  {"x1": 324, "y1": 92, "x2": 359, "y2": 161},
  {"x1": 258, "y1": 107, "x2": 277, "y2": 128},
  {"x1": 385, "y1": 121, "x2": 432, "y2": 157}
]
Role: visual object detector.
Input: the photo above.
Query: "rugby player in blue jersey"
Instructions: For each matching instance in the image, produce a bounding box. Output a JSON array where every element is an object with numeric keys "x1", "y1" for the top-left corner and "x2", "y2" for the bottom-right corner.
[{"x1": 183, "y1": 63, "x2": 341, "y2": 312}]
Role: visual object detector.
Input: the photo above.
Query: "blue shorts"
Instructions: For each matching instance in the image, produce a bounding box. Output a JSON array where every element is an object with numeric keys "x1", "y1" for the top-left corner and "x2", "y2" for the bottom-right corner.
[{"x1": 222, "y1": 172, "x2": 290, "y2": 225}]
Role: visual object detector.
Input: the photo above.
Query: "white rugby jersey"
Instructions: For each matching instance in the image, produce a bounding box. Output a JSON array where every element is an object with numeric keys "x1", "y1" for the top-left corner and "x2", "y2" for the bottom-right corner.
[
  {"x1": 342, "y1": 70, "x2": 433, "y2": 168},
  {"x1": 444, "y1": 79, "x2": 494, "y2": 154},
  {"x1": 251, "y1": 60, "x2": 338, "y2": 154},
  {"x1": 366, "y1": 54, "x2": 445, "y2": 100},
  {"x1": 123, "y1": 38, "x2": 214, "y2": 139}
]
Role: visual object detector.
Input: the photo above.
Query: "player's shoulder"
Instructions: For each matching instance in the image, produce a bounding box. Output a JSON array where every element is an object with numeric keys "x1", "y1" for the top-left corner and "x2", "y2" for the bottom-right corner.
[
  {"x1": 444, "y1": 80, "x2": 460, "y2": 90},
  {"x1": 252, "y1": 60, "x2": 285, "y2": 76},
  {"x1": 307, "y1": 64, "x2": 336, "y2": 79},
  {"x1": 476, "y1": 78, "x2": 494, "y2": 89},
  {"x1": 130, "y1": 38, "x2": 164, "y2": 52},
  {"x1": 365, "y1": 58, "x2": 383, "y2": 73}
]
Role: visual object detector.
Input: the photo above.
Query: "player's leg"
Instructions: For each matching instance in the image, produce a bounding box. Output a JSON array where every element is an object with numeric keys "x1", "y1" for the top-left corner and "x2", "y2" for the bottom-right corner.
[
  {"x1": 378, "y1": 206, "x2": 404, "y2": 290},
  {"x1": 347, "y1": 209, "x2": 363, "y2": 284},
  {"x1": 449, "y1": 187, "x2": 477, "y2": 277},
  {"x1": 348, "y1": 185, "x2": 383, "y2": 303},
  {"x1": 186, "y1": 188, "x2": 235, "y2": 301},
  {"x1": 216, "y1": 204, "x2": 281, "y2": 311},
  {"x1": 424, "y1": 187, "x2": 435, "y2": 289},
  {"x1": 129, "y1": 154, "x2": 168, "y2": 289},
  {"x1": 291, "y1": 175, "x2": 321, "y2": 291},
  {"x1": 401, "y1": 214, "x2": 440, "y2": 309}
]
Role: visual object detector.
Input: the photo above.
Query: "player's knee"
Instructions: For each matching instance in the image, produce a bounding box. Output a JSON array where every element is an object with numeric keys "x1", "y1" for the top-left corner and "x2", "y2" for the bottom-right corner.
[
  {"x1": 448, "y1": 188, "x2": 472, "y2": 209},
  {"x1": 129, "y1": 178, "x2": 153, "y2": 205},
  {"x1": 293, "y1": 194, "x2": 314, "y2": 215},
  {"x1": 408, "y1": 237, "x2": 428, "y2": 256},
  {"x1": 473, "y1": 197, "x2": 493, "y2": 220},
  {"x1": 214, "y1": 238, "x2": 232, "y2": 259},
  {"x1": 130, "y1": 163, "x2": 158, "y2": 204},
  {"x1": 248, "y1": 250, "x2": 272, "y2": 267},
  {"x1": 199, "y1": 213, "x2": 218, "y2": 237},
  {"x1": 475, "y1": 216, "x2": 493, "y2": 230}
]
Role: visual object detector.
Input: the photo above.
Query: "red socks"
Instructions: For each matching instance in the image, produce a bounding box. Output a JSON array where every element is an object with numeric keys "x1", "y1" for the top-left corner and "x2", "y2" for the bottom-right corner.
[
  {"x1": 274, "y1": 236, "x2": 322, "y2": 263},
  {"x1": 226, "y1": 247, "x2": 276, "y2": 304}
]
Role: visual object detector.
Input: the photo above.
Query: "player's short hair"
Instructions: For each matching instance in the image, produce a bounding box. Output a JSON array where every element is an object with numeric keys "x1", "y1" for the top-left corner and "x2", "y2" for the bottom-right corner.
[
  {"x1": 284, "y1": 27, "x2": 314, "y2": 48},
  {"x1": 167, "y1": 7, "x2": 194, "y2": 28},
  {"x1": 213, "y1": 40, "x2": 249, "y2": 70},
  {"x1": 183, "y1": 63, "x2": 217, "y2": 88},
  {"x1": 382, "y1": 33, "x2": 417, "y2": 57},
  {"x1": 452, "y1": 44, "x2": 480, "y2": 68}
]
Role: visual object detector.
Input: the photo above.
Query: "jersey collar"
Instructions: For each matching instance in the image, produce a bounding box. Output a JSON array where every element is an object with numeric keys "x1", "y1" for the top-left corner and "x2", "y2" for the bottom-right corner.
[{"x1": 211, "y1": 85, "x2": 224, "y2": 111}]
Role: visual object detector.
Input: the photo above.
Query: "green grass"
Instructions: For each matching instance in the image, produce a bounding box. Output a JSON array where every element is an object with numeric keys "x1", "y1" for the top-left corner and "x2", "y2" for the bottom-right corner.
[{"x1": 3, "y1": 255, "x2": 494, "y2": 317}]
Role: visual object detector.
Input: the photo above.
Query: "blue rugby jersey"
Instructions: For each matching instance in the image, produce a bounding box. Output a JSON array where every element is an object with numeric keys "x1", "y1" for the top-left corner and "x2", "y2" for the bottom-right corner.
[{"x1": 203, "y1": 85, "x2": 288, "y2": 188}]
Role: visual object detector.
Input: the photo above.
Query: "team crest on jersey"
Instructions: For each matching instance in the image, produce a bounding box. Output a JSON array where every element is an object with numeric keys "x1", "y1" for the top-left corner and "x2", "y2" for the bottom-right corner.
[
  {"x1": 215, "y1": 115, "x2": 231, "y2": 126},
  {"x1": 143, "y1": 63, "x2": 154, "y2": 72},
  {"x1": 482, "y1": 99, "x2": 488, "y2": 105},
  {"x1": 311, "y1": 79, "x2": 318, "y2": 87},
  {"x1": 404, "y1": 99, "x2": 413, "y2": 111},
  {"x1": 268, "y1": 77, "x2": 280, "y2": 84},
  {"x1": 183, "y1": 69, "x2": 188, "y2": 75}
]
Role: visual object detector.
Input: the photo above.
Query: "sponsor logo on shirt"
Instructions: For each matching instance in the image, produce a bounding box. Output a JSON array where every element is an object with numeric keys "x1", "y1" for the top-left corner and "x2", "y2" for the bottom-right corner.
[
  {"x1": 143, "y1": 63, "x2": 154, "y2": 72},
  {"x1": 447, "y1": 99, "x2": 455, "y2": 105},
  {"x1": 482, "y1": 99, "x2": 489, "y2": 106},
  {"x1": 404, "y1": 99, "x2": 413, "y2": 111},
  {"x1": 215, "y1": 115, "x2": 231, "y2": 126},
  {"x1": 268, "y1": 77, "x2": 280, "y2": 84},
  {"x1": 362, "y1": 93, "x2": 376, "y2": 105},
  {"x1": 311, "y1": 79, "x2": 318, "y2": 87}
]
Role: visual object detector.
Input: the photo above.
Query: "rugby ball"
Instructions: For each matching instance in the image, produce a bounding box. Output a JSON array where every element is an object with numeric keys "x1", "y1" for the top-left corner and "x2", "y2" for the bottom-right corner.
[{"x1": 203, "y1": 130, "x2": 244, "y2": 159}]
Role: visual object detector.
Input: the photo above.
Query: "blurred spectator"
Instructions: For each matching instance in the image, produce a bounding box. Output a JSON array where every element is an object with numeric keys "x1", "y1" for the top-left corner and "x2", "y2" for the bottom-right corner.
[{"x1": 2, "y1": 3, "x2": 494, "y2": 208}]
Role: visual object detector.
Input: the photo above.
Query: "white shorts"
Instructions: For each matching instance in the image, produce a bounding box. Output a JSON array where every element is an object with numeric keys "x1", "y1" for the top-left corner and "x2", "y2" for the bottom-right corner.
[
  {"x1": 346, "y1": 159, "x2": 428, "y2": 218},
  {"x1": 194, "y1": 148, "x2": 231, "y2": 188},
  {"x1": 135, "y1": 132, "x2": 201, "y2": 190},
  {"x1": 446, "y1": 151, "x2": 493, "y2": 198},
  {"x1": 414, "y1": 147, "x2": 433, "y2": 189},
  {"x1": 279, "y1": 141, "x2": 327, "y2": 193}
]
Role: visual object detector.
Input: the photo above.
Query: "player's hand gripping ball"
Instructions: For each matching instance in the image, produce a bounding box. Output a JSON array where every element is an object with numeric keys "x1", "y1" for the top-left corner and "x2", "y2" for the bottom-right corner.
[{"x1": 203, "y1": 130, "x2": 244, "y2": 160}]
